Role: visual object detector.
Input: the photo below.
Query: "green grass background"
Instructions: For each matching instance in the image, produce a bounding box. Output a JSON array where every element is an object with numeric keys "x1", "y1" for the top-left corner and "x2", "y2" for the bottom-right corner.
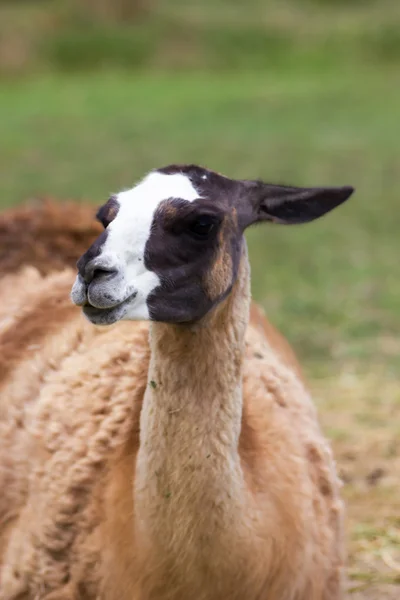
[{"x1": 1, "y1": 67, "x2": 399, "y2": 375}]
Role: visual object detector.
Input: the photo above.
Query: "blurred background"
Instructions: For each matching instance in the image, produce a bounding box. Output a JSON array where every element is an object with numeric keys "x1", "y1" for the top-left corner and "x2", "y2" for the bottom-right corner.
[{"x1": 0, "y1": 0, "x2": 399, "y2": 597}]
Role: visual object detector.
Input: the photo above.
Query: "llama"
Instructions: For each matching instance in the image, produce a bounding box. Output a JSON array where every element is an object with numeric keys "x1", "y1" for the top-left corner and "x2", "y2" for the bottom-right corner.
[{"x1": 0, "y1": 164, "x2": 354, "y2": 600}]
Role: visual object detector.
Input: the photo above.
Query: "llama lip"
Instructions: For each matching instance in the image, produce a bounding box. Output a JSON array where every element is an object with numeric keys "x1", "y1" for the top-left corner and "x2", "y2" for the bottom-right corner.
[
  {"x1": 83, "y1": 303, "x2": 125, "y2": 325},
  {"x1": 82, "y1": 291, "x2": 138, "y2": 325},
  {"x1": 71, "y1": 274, "x2": 88, "y2": 306}
]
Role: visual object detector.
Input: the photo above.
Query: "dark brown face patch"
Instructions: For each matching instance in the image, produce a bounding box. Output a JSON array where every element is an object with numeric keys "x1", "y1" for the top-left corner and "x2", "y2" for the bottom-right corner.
[
  {"x1": 76, "y1": 229, "x2": 109, "y2": 280},
  {"x1": 134, "y1": 165, "x2": 246, "y2": 322},
  {"x1": 144, "y1": 166, "x2": 247, "y2": 322},
  {"x1": 144, "y1": 195, "x2": 239, "y2": 323}
]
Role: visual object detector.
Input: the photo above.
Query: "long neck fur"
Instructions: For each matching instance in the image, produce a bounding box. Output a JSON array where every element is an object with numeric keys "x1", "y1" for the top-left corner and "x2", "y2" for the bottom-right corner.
[{"x1": 134, "y1": 246, "x2": 258, "y2": 598}]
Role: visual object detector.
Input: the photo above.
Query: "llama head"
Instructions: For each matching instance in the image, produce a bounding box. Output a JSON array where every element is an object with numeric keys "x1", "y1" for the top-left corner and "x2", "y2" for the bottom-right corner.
[{"x1": 71, "y1": 164, "x2": 354, "y2": 325}]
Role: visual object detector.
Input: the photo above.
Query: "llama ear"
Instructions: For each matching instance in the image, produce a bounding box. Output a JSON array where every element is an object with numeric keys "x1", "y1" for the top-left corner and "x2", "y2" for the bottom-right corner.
[
  {"x1": 241, "y1": 181, "x2": 354, "y2": 227},
  {"x1": 96, "y1": 196, "x2": 120, "y2": 228}
]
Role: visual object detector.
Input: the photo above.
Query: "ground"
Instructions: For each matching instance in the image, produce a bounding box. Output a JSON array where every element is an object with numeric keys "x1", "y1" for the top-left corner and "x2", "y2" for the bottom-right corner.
[
  {"x1": 314, "y1": 374, "x2": 400, "y2": 597},
  {"x1": 0, "y1": 65, "x2": 399, "y2": 598}
]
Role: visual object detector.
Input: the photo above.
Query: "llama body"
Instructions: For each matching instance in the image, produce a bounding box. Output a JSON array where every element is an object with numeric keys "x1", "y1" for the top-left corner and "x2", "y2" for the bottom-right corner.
[
  {"x1": 0, "y1": 269, "x2": 342, "y2": 600},
  {"x1": 0, "y1": 165, "x2": 353, "y2": 599}
]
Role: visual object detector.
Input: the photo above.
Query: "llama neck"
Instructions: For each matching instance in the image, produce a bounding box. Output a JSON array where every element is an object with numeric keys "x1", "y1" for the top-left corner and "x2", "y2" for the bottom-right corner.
[{"x1": 134, "y1": 249, "x2": 252, "y2": 577}]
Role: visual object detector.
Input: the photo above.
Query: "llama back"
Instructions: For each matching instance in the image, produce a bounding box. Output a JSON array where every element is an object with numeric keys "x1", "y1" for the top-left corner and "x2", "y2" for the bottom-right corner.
[
  {"x1": 241, "y1": 324, "x2": 345, "y2": 598},
  {"x1": 0, "y1": 199, "x2": 101, "y2": 277}
]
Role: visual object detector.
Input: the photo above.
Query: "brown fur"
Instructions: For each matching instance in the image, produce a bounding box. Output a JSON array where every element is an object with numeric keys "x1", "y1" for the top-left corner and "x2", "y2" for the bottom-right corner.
[
  {"x1": 0, "y1": 277, "x2": 78, "y2": 387},
  {"x1": 0, "y1": 198, "x2": 101, "y2": 276},
  {"x1": 249, "y1": 302, "x2": 305, "y2": 383},
  {"x1": 0, "y1": 201, "x2": 341, "y2": 599},
  {"x1": 205, "y1": 228, "x2": 233, "y2": 301}
]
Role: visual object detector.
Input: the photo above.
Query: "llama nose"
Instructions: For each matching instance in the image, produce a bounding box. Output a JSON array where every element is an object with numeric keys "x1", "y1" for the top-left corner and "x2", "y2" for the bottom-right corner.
[{"x1": 79, "y1": 258, "x2": 118, "y2": 285}]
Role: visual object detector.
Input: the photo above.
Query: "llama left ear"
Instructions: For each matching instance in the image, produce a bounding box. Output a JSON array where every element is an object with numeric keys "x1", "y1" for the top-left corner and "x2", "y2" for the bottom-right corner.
[{"x1": 241, "y1": 181, "x2": 354, "y2": 227}]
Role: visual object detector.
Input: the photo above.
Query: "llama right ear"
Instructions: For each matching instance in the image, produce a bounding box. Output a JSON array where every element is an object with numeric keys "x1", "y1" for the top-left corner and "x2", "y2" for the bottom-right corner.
[{"x1": 241, "y1": 180, "x2": 354, "y2": 228}]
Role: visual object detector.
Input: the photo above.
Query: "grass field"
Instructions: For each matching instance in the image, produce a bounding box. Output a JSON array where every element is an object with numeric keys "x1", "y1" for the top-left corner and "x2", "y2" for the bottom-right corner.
[
  {"x1": 2, "y1": 0, "x2": 400, "y2": 73},
  {"x1": 1, "y1": 64, "x2": 399, "y2": 596}
]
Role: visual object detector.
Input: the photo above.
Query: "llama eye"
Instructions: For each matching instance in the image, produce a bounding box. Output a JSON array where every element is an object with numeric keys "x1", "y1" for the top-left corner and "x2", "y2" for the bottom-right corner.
[{"x1": 188, "y1": 216, "x2": 217, "y2": 239}]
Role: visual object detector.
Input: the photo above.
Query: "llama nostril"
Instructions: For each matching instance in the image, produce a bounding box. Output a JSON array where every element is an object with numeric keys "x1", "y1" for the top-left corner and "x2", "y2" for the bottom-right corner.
[
  {"x1": 90, "y1": 267, "x2": 118, "y2": 285},
  {"x1": 81, "y1": 259, "x2": 118, "y2": 284},
  {"x1": 92, "y1": 267, "x2": 115, "y2": 281}
]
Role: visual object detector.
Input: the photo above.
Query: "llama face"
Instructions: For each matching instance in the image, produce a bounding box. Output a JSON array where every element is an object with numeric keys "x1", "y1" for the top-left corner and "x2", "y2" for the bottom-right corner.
[{"x1": 71, "y1": 164, "x2": 354, "y2": 325}]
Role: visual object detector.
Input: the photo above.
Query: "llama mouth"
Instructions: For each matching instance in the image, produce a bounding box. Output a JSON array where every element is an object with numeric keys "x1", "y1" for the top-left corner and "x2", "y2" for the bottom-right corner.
[{"x1": 82, "y1": 292, "x2": 137, "y2": 325}]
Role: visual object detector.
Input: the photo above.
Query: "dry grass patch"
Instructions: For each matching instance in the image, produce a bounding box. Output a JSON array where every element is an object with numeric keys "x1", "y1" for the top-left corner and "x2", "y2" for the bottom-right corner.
[{"x1": 311, "y1": 370, "x2": 400, "y2": 598}]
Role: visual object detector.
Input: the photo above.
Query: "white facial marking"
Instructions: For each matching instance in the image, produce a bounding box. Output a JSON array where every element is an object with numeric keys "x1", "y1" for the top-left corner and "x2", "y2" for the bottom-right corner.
[{"x1": 98, "y1": 171, "x2": 200, "y2": 320}]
